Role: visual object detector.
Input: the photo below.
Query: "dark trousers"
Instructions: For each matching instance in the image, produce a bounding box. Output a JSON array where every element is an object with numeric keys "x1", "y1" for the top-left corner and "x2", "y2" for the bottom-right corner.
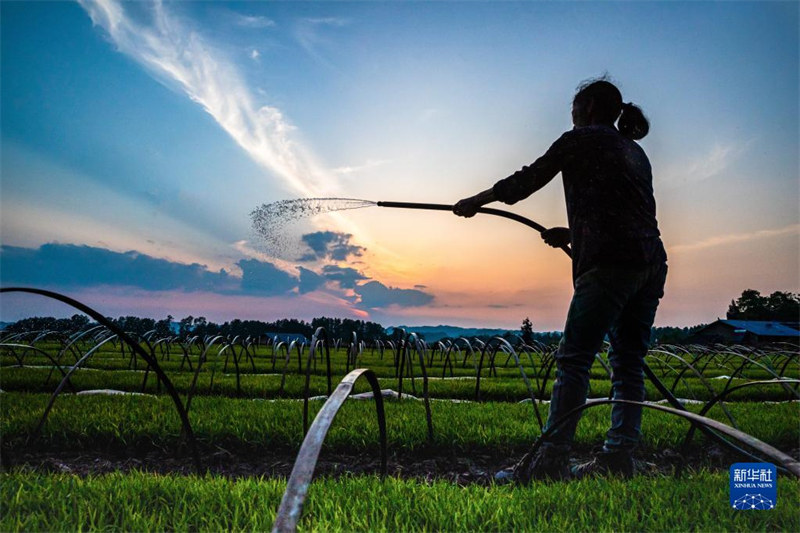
[{"x1": 543, "y1": 261, "x2": 668, "y2": 452}]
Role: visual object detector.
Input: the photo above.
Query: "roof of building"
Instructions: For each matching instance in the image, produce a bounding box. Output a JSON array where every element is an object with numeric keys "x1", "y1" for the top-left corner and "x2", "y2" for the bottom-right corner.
[{"x1": 718, "y1": 320, "x2": 800, "y2": 337}]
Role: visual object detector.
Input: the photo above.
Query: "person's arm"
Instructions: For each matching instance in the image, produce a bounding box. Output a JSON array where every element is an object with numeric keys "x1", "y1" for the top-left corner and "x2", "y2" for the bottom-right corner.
[
  {"x1": 492, "y1": 147, "x2": 561, "y2": 205},
  {"x1": 454, "y1": 135, "x2": 564, "y2": 218}
]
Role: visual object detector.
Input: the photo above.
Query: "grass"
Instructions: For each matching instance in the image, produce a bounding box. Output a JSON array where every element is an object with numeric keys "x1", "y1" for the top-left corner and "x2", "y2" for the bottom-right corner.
[
  {"x1": 2, "y1": 342, "x2": 798, "y2": 532},
  {"x1": 2, "y1": 392, "x2": 798, "y2": 455},
  {"x1": 3, "y1": 470, "x2": 798, "y2": 532},
  {"x1": 4, "y1": 343, "x2": 796, "y2": 378},
  {"x1": 2, "y1": 362, "x2": 797, "y2": 403}
]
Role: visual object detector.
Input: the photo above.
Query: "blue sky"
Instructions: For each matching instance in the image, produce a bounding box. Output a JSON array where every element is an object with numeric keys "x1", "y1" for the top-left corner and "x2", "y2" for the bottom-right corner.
[{"x1": 1, "y1": 1, "x2": 798, "y2": 329}]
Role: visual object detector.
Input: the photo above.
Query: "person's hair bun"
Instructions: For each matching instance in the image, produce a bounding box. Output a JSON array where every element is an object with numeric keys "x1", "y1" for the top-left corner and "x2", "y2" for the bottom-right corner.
[{"x1": 618, "y1": 102, "x2": 650, "y2": 140}]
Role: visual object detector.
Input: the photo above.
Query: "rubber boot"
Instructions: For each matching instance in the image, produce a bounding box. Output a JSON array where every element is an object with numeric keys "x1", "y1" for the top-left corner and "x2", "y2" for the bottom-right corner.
[
  {"x1": 494, "y1": 445, "x2": 571, "y2": 484},
  {"x1": 571, "y1": 449, "x2": 634, "y2": 479}
]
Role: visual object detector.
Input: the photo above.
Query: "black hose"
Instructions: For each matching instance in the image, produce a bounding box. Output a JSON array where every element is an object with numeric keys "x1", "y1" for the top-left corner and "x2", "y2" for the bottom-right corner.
[
  {"x1": 377, "y1": 199, "x2": 745, "y2": 459},
  {"x1": 376, "y1": 201, "x2": 572, "y2": 258}
]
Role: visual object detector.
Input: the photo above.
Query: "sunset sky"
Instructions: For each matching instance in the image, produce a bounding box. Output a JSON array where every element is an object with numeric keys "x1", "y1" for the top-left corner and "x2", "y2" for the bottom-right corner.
[{"x1": 2, "y1": 1, "x2": 798, "y2": 331}]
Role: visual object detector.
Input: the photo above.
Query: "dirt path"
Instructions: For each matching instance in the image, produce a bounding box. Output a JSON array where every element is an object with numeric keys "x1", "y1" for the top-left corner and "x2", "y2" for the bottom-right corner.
[{"x1": 5, "y1": 444, "x2": 777, "y2": 484}]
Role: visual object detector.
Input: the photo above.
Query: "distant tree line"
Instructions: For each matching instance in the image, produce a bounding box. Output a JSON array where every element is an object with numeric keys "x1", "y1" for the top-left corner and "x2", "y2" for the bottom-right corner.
[
  {"x1": 727, "y1": 290, "x2": 799, "y2": 323},
  {"x1": 175, "y1": 316, "x2": 316, "y2": 339},
  {"x1": 111, "y1": 315, "x2": 175, "y2": 337},
  {"x1": 310, "y1": 317, "x2": 387, "y2": 340},
  {"x1": 3, "y1": 314, "x2": 177, "y2": 338},
  {"x1": 4, "y1": 289, "x2": 796, "y2": 343},
  {"x1": 2, "y1": 314, "x2": 92, "y2": 335},
  {"x1": 2, "y1": 313, "x2": 390, "y2": 341},
  {"x1": 179, "y1": 316, "x2": 388, "y2": 340},
  {"x1": 0, "y1": 314, "x2": 700, "y2": 346},
  {"x1": 649, "y1": 326, "x2": 705, "y2": 344}
]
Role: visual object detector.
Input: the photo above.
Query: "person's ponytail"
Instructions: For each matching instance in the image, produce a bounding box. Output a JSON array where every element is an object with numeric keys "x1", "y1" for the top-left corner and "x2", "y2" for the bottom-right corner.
[{"x1": 618, "y1": 102, "x2": 649, "y2": 140}]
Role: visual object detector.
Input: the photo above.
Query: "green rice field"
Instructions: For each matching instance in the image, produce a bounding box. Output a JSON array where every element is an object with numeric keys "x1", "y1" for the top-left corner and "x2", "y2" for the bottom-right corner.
[{"x1": 2, "y1": 333, "x2": 798, "y2": 531}]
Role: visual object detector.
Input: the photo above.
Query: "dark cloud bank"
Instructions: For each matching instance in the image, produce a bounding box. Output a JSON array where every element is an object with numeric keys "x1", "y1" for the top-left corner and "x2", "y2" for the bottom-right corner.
[
  {"x1": 299, "y1": 231, "x2": 366, "y2": 262},
  {"x1": 0, "y1": 242, "x2": 433, "y2": 309}
]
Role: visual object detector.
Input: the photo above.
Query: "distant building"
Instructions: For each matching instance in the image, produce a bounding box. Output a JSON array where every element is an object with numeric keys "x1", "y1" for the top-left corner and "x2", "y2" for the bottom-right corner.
[{"x1": 689, "y1": 320, "x2": 800, "y2": 345}]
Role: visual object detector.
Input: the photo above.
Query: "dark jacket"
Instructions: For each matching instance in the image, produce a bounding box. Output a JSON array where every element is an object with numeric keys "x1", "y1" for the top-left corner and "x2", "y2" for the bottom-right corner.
[{"x1": 493, "y1": 125, "x2": 667, "y2": 279}]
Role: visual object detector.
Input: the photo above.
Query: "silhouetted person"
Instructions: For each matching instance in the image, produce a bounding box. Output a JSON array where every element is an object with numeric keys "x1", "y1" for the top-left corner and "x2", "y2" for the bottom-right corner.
[{"x1": 454, "y1": 77, "x2": 667, "y2": 480}]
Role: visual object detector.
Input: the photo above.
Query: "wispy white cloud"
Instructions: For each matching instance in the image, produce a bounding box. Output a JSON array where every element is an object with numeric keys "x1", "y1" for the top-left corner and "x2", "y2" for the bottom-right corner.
[
  {"x1": 665, "y1": 138, "x2": 756, "y2": 187},
  {"x1": 72, "y1": 1, "x2": 438, "y2": 313},
  {"x1": 293, "y1": 16, "x2": 350, "y2": 66},
  {"x1": 669, "y1": 224, "x2": 799, "y2": 253},
  {"x1": 332, "y1": 159, "x2": 389, "y2": 176},
  {"x1": 304, "y1": 17, "x2": 350, "y2": 27},
  {"x1": 78, "y1": 0, "x2": 337, "y2": 197},
  {"x1": 235, "y1": 14, "x2": 276, "y2": 29},
  {"x1": 250, "y1": 48, "x2": 260, "y2": 60},
  {"x1": 686, "y1": 143, "x2": 735, "y2": 181}
]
